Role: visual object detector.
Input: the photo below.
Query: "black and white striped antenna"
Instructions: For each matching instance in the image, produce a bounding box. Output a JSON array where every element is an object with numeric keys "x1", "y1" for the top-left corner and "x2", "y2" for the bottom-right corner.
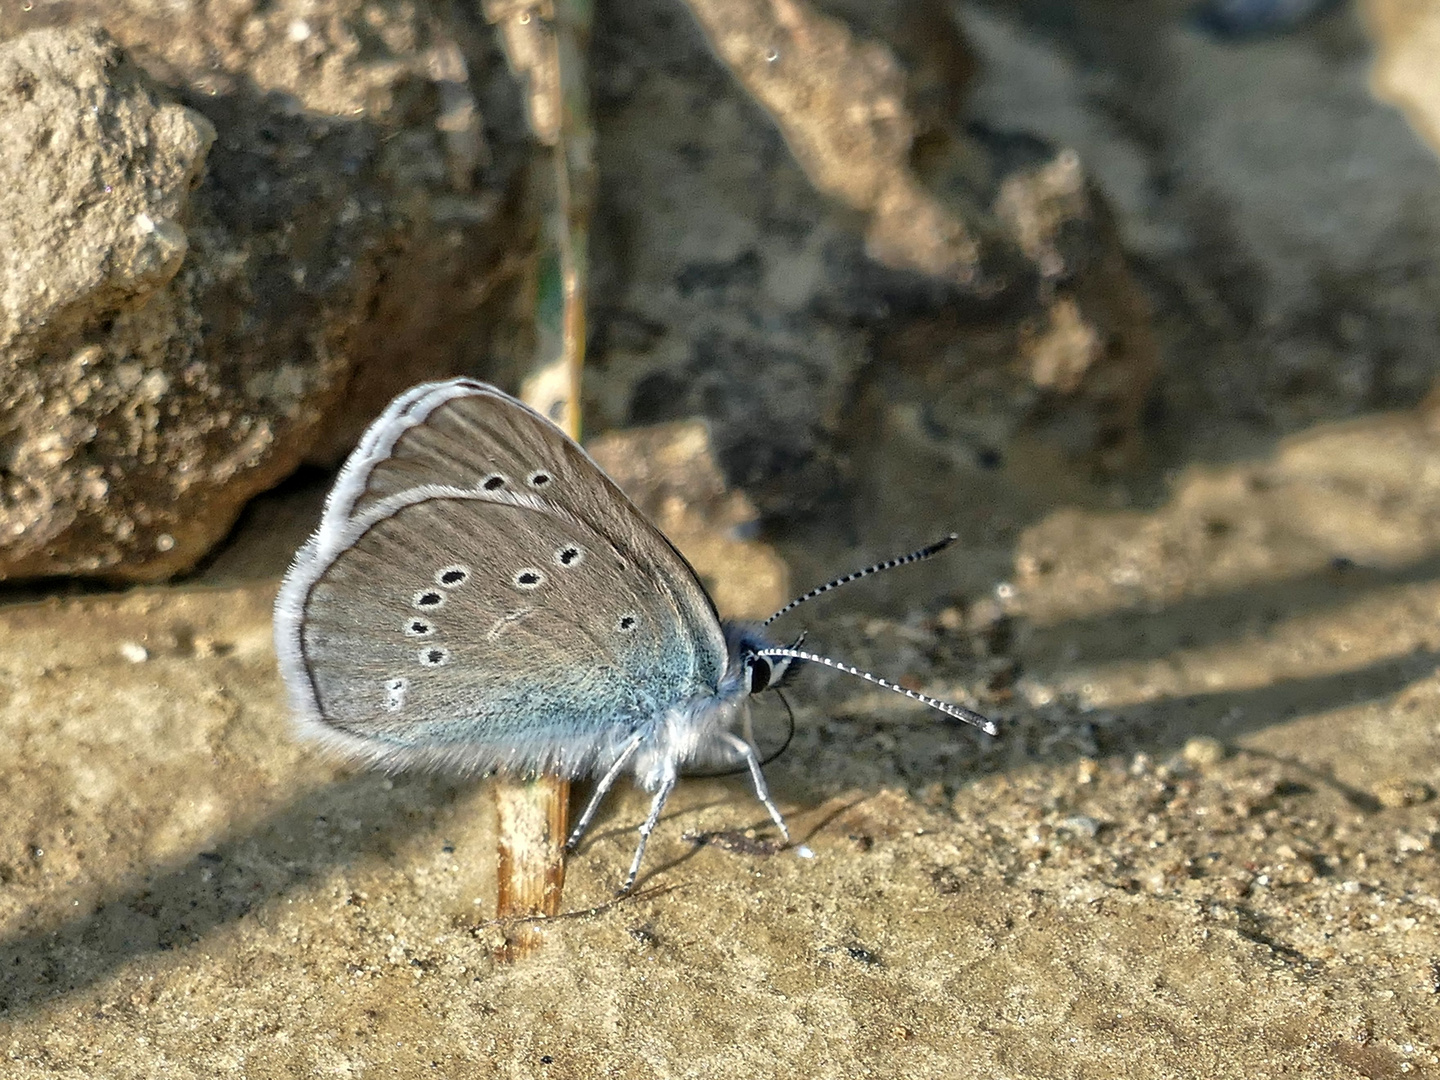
[
  {"x1": 764, "y1": 534, "x2": 959, "y2": 626},
  {"x1": 757, "y1": 647, "x2": 996, "y2": 735},
  {"x1": 757, "y1": 534, "x2": 996, "y2": 735}
]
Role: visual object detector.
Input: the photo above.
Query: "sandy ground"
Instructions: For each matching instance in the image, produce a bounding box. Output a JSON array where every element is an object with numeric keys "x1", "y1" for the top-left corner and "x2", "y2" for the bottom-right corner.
[{"x1": 0, "y1": 400, "x2": 1438, "y2": 1078}]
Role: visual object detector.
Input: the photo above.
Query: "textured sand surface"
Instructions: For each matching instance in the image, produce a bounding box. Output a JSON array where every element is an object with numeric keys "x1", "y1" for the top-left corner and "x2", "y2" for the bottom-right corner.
[{"x1": 1, "y1": 407, "x2": 1438, "y2": 1077}]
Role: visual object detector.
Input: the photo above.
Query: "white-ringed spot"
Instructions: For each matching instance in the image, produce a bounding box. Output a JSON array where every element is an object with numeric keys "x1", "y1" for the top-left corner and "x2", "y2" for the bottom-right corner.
[
  {"x1": 384, "y1": 677, "x2": 408, "y2": 711},
  {"x1": 436, "y1": 564, "x2": 470, "y2": 587},
  {"x1": 527, "y1": 470, "x2": 553, "y2": 488},
  {"x1": 617, "y1": 614, "x2": 638, "y2": 632},
  {"x1": 413, "y1": 589, "x2": 445, "y2": 610},
  {"x1": 404, "y1": 618, "x2": 434, "y2": 637},
  {"x1": 554, "y1": 545, "x2": 584, "y2": 567},
  {"x1": 479, "y1": 473, "x2": 508, "y2": 492},
  {"x1": 419, "y1": 646, "x2": 450, "y2": 667},
  {"x1": 513, "y1": 568, "x2": 543, "y2": 590}
]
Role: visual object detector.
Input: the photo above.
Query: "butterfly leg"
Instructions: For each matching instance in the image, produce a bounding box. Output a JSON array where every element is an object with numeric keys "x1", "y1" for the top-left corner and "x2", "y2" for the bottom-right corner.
[
  {"x1": 566, "y1": 733, "x2": 644, "y2": 852},
  {"x1": 619, "y1": 769, "x2": 677, "y2": 895},
  {"x1": 720, "y1": 731, "x2": 790, "y2": 845}
]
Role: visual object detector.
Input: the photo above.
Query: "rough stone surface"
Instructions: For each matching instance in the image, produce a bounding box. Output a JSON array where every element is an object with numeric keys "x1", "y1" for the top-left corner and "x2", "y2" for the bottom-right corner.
[
  {"x1": 959, "y1": 1, "x2": 1440, "y2": 460},
  {"x1": 683, "y1": 0, "x2": 994, "y2": 287},
  {"x1": 586, "y1": 0, "x2": 1157, "y2": 520},
  {"x1": 0, "y1": 10, "x2": 533, "y2": 583},
  {"x1": 0, "y1": 28, "x2": 212, "y2": 354},
  {"x1": 0, "y1": 27, "x2": 226, "y2": 580}
]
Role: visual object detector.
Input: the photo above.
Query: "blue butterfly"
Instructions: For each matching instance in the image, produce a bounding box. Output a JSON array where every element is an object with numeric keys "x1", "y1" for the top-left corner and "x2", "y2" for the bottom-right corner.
[{"x1": 275, "y1": 379, "x2": 994, "y2": 889}]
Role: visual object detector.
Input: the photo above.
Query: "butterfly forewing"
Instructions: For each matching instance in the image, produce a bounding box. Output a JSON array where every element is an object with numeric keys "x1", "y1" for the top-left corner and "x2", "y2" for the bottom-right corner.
[
  {"x1": 334, "y1": 382, "x2": 721, "y2": 636},
  {"x1": 339, "y1": 381, "x2": 617, "y2": 527}
]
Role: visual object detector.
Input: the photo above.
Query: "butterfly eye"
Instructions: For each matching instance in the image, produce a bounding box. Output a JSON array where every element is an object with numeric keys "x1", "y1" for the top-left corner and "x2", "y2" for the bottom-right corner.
[{"x1": 747, "y1": 656, "x2": 772, "y2": 694}]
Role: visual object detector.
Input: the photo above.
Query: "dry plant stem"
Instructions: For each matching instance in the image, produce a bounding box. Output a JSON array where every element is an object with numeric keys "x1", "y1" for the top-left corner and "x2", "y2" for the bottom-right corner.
[
  {"x1": 484, "y1": 0, "x2": 595, "y2": 957},
  {"x1": 493, "y1": 776, "x2": 571, "y2": 962}
]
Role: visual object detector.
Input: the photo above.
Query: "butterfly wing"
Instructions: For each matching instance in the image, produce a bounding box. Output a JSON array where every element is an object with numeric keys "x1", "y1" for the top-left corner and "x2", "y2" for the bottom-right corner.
[
  {"x1": 275, "y1": 380, "x2": 730, "y2": 775},
  {"x1": 322, "y1": 378, "x2": 642, "y2": 527}
]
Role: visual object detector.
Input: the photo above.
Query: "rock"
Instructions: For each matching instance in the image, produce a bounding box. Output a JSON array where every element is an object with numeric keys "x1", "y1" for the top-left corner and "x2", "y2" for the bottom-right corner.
[
  {"x1": 1364, "y1": 0, "x2": 1440, "y2": 157},
  {"x1": 1057, "y1": 814, "x2": 1102, "y2": 839},
  {"x1": 0, "y1": 27, "x2": 221, "y2": 580},
  {"x1": 960, "y1": 0, "x2": 1440, "y2": 470},
  {"x1": 681, "y1": 0, "x2": 997, "y2": 289},
  {"x1": 990, "y1": 146, "x2": 1158, "y2": 470},
  {"x1": 1372, "y1": 777, "x2": 1433, "y2": 810},
  {"x1": 588, "y1": 0, "x2": 1157, "y2": 526},
  {"x1": 0, "y1": 29, "x2": 211, "y2": 348},
  {"x1": 0, "y1": 15, "x2": 533, "y2": 583},
  {"x1": 687, "y1": 0, "x2": 1157, "y2": 465},
  {"x1": 1182, "y1": 736, "x2": 1227, "y2": 768}
]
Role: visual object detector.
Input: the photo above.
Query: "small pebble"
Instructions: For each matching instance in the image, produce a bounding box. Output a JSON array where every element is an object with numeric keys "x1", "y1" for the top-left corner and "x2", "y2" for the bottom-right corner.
[
  {"x1": 1182, "y1": 736, "x2": 1226, "y2": 768},
  {"x1": 1058, "y1": 815, "x2": 1101, "y2": 839},
  {"x1": 118, "y1": 641, "x2": 149, "y2": 663},
  {"x1": 1372, "y1": 778, "x2": 1433, "y2": 809}
]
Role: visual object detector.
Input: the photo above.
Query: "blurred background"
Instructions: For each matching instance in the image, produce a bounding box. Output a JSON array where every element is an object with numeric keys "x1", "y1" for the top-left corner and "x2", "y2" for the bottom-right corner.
[{"x1": 1, "y1": 1, "x2": 1437, "y2": 1075}]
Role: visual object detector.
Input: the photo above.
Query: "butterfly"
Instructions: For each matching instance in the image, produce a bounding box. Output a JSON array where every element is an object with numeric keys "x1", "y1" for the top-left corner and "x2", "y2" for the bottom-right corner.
[{"x1": 274, "y1": 379, "x2": 994, "y2": 890}]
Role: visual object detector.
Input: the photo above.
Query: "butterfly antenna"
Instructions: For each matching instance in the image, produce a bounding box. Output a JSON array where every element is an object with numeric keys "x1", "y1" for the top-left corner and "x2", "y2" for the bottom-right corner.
[
  {"x1": 755, "y1": 647, "x2": 997, "y2": 735},
  {"x1": 764, "y1": 534, "x2": 960, "y2": 626}
]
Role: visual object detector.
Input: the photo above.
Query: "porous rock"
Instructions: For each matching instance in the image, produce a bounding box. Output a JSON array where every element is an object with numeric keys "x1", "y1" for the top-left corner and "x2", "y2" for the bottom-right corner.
[
  {"x1": 0, "y1": 10, "x2": 532, "y2": 583},
  {"x1": 0, "y1": 26, "x2": 225, "y2": 580}
]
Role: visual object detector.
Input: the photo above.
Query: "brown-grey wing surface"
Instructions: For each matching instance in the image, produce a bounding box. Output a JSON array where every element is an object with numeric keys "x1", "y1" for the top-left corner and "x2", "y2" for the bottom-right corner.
[
  {"x1": 323, "y1": 380, "x2": 724, "y2": 654},
  {"x1": 293, "y1": 491, "x2": 724, "y2": 774}
]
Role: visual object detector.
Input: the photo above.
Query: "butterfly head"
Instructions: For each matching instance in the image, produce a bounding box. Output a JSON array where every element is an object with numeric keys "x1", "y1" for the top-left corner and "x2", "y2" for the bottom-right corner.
[
  {"x1": 716, "y1": 533, "x2": 997, "y2": 737},
  {"x1": 723, "y1": 622, "x2": 803, "y2": 697}
]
